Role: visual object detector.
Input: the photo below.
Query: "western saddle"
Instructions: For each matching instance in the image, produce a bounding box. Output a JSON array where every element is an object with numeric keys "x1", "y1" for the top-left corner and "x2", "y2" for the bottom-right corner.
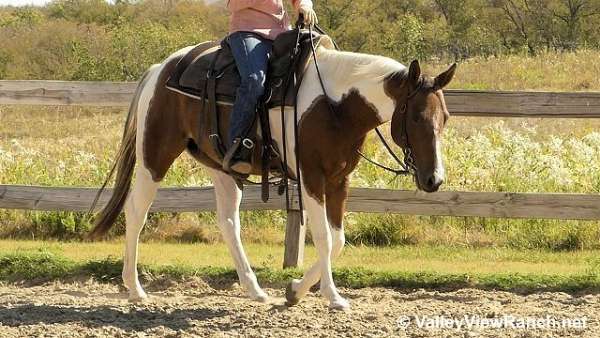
[{"x1": 166, "y1": 28, "x2": 333, "y2": 203}]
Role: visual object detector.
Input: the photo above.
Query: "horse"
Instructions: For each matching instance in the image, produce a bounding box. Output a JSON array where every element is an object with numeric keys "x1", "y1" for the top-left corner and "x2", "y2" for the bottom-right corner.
[{"x1": 89, "y1": 35, "x2": 456, "y2": 310}]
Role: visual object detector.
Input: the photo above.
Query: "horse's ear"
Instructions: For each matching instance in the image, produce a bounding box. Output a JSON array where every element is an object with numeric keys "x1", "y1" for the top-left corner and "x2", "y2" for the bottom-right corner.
[
  {"x1": 408, "y1": 60, "x2": 421, "y2": 85},
  {"x1": 434, "y1": 63, "x2": 457, "y2": 90}
]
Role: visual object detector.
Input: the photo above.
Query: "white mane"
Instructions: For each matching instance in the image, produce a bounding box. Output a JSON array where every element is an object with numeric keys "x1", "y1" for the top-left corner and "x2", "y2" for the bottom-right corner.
[
  {"x1": 316, "y1": 47, "x2": 407, "y2": 85},
  {"x1": 297, "y1": 46, "x2": 406, "y2": 123}
]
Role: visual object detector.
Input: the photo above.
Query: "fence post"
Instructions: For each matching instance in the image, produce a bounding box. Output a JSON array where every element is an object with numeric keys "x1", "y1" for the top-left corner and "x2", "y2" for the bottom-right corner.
[
  {"x1": 283, "y1": 209, "x2": 305, "y2": 268},
  {"x1": 283, "y1": 184, "x2": 305, "y2": 268}
]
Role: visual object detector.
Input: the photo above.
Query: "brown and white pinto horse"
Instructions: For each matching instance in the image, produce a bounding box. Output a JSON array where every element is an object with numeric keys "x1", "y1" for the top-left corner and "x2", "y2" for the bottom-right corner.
[{"x1": 90, "y1": 37, "x2": 456, "y2": 310}]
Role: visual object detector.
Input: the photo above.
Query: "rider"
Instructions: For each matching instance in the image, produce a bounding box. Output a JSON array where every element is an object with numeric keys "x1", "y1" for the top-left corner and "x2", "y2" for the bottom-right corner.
[{"x1": 223, "y1": 0, "x2": 318, "y2": 174}]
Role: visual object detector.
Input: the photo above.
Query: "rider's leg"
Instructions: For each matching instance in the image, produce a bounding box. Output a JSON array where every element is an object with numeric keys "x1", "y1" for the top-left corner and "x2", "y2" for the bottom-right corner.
[{"x1": 224, "y1": 31, "x2": 273, "y2": 174}]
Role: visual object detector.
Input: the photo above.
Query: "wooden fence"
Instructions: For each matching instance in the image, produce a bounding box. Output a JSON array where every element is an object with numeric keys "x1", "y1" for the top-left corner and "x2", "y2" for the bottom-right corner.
[{"x1": 1, "y1": 80, "x2": 600, "y2": 268}]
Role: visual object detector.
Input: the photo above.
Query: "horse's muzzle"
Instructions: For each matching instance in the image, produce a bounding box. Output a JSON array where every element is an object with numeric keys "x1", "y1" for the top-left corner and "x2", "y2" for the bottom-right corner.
[{"x1": 420, "y1": 172, "x2": 444, "y2": 193}]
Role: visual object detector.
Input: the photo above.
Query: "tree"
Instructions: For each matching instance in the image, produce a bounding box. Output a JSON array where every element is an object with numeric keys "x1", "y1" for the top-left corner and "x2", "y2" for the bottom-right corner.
[
  {"x1": 497, "y1": 0, "x2": 538, "y2": 55},
  {"x1": 550, "y1": 0, "x2": 600, "y2": 49}
]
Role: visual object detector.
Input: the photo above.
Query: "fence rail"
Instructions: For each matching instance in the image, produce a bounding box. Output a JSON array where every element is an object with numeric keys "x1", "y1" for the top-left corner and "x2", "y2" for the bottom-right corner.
[
  {"x1": 2, "y1": 185, "x2": 600, "y2": 220},
  {"x1": 1, "y1": 80, "x2": 600, "y2": 268},
  {"x1": 2, "y1": 80, "x2": 600, "y2": 117}
]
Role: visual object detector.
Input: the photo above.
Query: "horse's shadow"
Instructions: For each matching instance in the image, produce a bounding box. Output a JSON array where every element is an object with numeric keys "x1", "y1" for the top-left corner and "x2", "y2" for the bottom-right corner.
[{"x1": 0, "y1": 304, "x2": 228, "y2": 331}]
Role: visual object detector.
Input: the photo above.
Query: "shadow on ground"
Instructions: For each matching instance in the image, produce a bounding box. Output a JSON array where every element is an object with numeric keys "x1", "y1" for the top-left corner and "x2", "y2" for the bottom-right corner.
[{"x1": 0, "y1": 304, "x2": 228, "y2": 331}]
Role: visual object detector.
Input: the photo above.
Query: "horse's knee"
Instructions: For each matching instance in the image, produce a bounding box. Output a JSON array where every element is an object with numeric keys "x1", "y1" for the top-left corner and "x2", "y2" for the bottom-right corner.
[
  {"x1": 309, "y1": 222, "x2": 330, "y2": 247},
  {"x1": 215, "y1": 210, "x2": 241, "y2": 243}
]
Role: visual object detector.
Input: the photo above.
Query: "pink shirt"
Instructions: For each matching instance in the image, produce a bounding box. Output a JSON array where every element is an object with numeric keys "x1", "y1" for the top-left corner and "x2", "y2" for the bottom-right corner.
[{"x1": 228, "y1": 0, "x2": 314, "y2": 40}]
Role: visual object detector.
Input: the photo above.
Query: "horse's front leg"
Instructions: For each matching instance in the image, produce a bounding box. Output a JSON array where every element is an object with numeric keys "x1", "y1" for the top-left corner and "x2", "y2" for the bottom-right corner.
[
  {"x1": 208, "y1": 168, "x2": 268, "y2": 302},
  {"x1": 286, "y1": 225, "x2": 345, "y2": 305},
  {"x1": 286, "y1": 178, "x2": 349, "y2": 310}
]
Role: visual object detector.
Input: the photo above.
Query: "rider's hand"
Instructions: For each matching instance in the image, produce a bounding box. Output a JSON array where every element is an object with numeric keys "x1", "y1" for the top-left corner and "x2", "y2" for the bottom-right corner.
[{"x1": 299, "y1": 5, "x2": 318, "y2": 26}]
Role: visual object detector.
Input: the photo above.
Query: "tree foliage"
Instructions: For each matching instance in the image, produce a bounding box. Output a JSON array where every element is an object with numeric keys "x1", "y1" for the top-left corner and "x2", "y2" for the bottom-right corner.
[{"x1": 0, "y1": 0, "x2": 598, "y2": 80}]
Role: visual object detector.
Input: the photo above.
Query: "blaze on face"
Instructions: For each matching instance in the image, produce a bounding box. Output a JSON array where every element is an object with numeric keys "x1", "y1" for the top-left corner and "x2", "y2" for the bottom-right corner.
[{"x1": 389, "y1": 60, "x2": 457, "y2": 193}]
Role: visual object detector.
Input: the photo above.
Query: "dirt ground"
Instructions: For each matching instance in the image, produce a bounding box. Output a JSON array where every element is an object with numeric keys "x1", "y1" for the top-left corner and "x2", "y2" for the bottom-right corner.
[{"x1": 0, "y1": 278, "x2": 597, "y2": 337}]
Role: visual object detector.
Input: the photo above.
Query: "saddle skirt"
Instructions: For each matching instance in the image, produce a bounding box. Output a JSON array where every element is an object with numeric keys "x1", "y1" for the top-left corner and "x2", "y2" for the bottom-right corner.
[{"x1": 166, "y1": 29, "x2": 332, "y2": 108}]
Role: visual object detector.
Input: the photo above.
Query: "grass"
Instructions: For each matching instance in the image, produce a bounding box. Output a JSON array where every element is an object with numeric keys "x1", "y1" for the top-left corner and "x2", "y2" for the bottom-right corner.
[
  {"x1": 1, "y1": 240, "x2": 596, "y2": 276},
  {"x1": 425, "y1": 49, "x2": 600, "y2": 91},
  {"x1": 1, "y1": 240, "x2": 600, "y2": 293}
]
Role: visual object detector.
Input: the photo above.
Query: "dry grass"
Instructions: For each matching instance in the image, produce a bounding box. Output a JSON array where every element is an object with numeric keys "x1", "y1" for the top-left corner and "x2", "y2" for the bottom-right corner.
[
  {"x1": 0, "y1": 105, "x2": 208, "y2": 187},
  {"x1": 425, "y1": 49, "x2": 600, "y2": 91}
]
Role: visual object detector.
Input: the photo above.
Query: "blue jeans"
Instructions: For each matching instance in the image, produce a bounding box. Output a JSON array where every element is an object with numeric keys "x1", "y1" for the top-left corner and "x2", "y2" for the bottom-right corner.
[{"x1": 226, "y1": 31, "x2": 273, "y2": 147}]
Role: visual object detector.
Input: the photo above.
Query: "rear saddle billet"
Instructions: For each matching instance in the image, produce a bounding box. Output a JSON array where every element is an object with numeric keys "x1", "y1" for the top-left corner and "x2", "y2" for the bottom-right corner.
[{"x1": 165, "y1": 29, "x2": 333, "y2": 202}]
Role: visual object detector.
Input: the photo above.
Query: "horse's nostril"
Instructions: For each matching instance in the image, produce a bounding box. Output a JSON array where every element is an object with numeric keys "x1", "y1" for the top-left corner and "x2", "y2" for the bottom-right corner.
[{"x1": 426, "y1": 174, "x2": 443, "y2": 190}]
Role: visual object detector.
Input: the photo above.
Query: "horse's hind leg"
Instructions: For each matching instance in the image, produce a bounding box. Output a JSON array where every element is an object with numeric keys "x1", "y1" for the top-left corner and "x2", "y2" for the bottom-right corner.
[
  {"x1": 122, "y1": 165, "x2": 159, "y2": 301},
  {"x1": 121, "y1": 64, "x2": 188, "y2": 301},
  {"x1": 207, "y1": 168, "x2": 268, "y2": 302},
  {"x1": 122, "y1": 140, "x2": 187, "y2": 301}
]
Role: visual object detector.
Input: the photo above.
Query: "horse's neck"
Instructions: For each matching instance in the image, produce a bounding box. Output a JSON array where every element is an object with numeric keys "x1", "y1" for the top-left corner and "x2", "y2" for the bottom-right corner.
[{"x1": 314, "y1": 49, "x2": 403, "y2": 124}]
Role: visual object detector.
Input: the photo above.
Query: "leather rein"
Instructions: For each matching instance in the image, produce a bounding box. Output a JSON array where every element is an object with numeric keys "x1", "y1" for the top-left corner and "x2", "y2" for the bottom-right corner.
[{"x1": 356, "y1": 86, "x2": 421, "y2": 179}]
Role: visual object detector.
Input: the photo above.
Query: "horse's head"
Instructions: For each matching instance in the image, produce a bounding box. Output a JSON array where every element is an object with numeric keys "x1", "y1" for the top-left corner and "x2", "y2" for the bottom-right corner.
[{"x1": 385, "y1": 60, "x2": 457, "y2": 192}]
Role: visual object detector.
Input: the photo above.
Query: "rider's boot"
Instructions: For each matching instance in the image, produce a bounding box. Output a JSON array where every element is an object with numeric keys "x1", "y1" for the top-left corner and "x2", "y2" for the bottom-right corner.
[{"x1": 223, "y1": 137, "x2": 254, "y2": 175}]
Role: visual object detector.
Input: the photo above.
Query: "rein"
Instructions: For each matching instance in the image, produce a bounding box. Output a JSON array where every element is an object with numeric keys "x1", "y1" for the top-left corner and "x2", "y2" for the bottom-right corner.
[
  {"x1": 356, "y1": 128, "x2": 415, "y2": 178},
  {"x1": 356, "y1": 85, "x2": 421, "y2": 179}
]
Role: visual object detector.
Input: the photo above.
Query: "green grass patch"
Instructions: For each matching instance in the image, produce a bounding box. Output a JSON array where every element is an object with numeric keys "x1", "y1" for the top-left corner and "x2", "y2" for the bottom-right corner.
[
  {"x1": 0, "y1": 251, "x2": 77, "y2": 281},
  {"x1": 0, "y1": 240, "x2": 594, "y2": 276},
  {"x1": 1, "y1": 244, "x2": 600, "y2": 294}
]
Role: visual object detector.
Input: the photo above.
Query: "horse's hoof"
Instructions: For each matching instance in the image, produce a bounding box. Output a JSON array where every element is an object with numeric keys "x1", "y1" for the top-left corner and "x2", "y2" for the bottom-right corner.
[
  {"x1": 128, "y1": 290, "x2": 148, "y2": 303},
  {"x1": 285, "y1": 281, "x2": 300, "y2": 306},
  {"x1": 252, "y1": 290, "x2": 270, "y2": 303},
  {"x1": 329, "y1": 298, "x2": 350, "y2": 311}
]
